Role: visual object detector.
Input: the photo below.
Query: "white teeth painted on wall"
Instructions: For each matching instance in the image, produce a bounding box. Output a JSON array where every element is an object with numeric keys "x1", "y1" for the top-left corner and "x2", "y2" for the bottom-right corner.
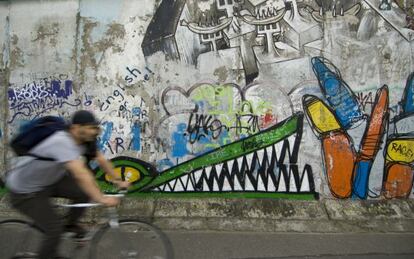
[
  {"x1": 193, "y1": 169, "x2": 203, "y2": 185},
  {"x1": 289, "y1": 172, "x2": 297, "y2": 192},
  {"x1": 157, "y1": 134, "x2": 313, "y2": 193},
  {"x1": 245, "y1": 153, "x2": 254, "y2": 167},
  {"x1": 186, "y1": 177, "x2": 195, "y2": 191},
  {"x1": 215, "y1": 163, "x2": 223, "y2": 175},
  {"x1": 267, "y1": 178, "x2": 277, "y2": 192},
  {"x1": 300, "y1": 170, "x2": 311, "y2": 192},
  {"x1": 233, "y1": 176, "x2": 243, "y2": 191},
  {"x1": 265, "y1": 146, "x2": 274, "y2": 159},
  {"x1": 257, "y1": 174, "x2": 266, "y2": 192},
  {"x1": 256, "y1": 149, "x2": 265, "y2": 164},
  {"x1": 244, "y1": 176, "x2": 254, "y2": 191},
  {"x1": 222, "y1": 175, "x2": 232, "y2": 191},
  {"x1": 278, "y1": 172, "x2": 287, "y2": 192}
]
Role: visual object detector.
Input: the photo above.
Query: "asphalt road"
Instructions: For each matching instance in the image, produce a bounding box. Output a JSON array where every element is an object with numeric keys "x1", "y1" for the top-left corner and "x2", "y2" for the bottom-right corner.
[
  {"x1": 1, "y1": 229, "x2": 413, "y2": 259},
  {"x1": 168, "y1": 231, "x2": 414, "y2": 259}
]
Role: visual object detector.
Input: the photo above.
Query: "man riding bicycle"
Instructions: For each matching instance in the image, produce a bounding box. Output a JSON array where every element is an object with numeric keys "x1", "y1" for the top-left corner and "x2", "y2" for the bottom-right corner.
[{"x1": 6, "y1": 110, "x2": 130, "y2": 259}]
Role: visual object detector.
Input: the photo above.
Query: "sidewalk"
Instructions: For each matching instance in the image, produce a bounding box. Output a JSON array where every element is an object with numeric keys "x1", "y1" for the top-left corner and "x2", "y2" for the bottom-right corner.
[
  {"x1": 1, "y1": 194, "x2": 413, "y2": 233},
  {"x1": 167, "y1": 231, "x2": 414, "y2": 259}
]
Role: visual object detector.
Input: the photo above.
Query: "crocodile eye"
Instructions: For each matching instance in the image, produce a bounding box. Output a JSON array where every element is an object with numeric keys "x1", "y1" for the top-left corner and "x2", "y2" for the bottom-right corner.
[
  {"x1": 104, "y1": 166, "x2": 141, "y2": 183},
  {"x1": 95, "y1": 156, "x2": 157, "y2": 193}
]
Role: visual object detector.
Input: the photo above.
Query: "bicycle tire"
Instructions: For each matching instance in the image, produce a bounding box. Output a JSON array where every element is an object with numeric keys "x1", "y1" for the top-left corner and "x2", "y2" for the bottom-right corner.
[
  {"x1": 0, "y1": 219, "x2": 43, "y2": 259},
  {"x1": 89, "y1": 219, "x2": 174, "y2": 259}
]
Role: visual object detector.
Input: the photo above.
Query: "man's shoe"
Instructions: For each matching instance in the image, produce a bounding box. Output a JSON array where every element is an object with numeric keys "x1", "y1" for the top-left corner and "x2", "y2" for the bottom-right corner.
[{"x1": 64, "y1": 224, "x2": 87, "y2": 239}]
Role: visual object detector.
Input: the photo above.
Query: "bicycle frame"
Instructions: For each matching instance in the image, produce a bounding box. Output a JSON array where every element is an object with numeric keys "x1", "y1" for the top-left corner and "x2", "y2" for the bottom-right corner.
[{"x1": 1, "y1": 192, "x2": 174, "y2": 259}]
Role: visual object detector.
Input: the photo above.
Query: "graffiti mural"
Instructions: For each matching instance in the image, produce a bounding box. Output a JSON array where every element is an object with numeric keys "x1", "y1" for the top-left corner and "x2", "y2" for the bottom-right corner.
[
  {"x1": 96, "y1": 113, "x2": 316, "y2": 199},
  {"x1": 2, "y1": 0, "x2": 414, "y2": 201},
  {"x1": 142, "y1": 0, "x2": 323, "y2": 84},
  {"x1": 303, "y1": 57, "x2": 413, "y2": 199},
  {"x1": 383, "y1": 72, "x2": 414, "y2": 198}
]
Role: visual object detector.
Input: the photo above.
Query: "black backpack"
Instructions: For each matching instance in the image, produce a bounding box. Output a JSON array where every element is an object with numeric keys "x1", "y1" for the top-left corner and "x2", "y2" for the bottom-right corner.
[{"x1": 10, "y1": 116, "x2": 67, "y2": 160}]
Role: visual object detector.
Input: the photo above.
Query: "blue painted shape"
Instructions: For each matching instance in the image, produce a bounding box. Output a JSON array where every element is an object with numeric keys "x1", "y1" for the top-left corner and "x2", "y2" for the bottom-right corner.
[
  {"x1": 194, "y1": 130, "x2": 215, "y2": 155},
  {"x1": 218, "y1": 128, "x2": 230, "y2": 146},
  {"x1": 8, "y1": 88, "x2": 16, "y2": 103},
  {"x1": 50, "y1": 80, "x2": 61, "y2": 97},
  {"x1": 311, "y1": 57, "x2": 363, "y2": 129},
  {"x1": 64, "y1": 80, "x2": 73, "y2": 98},
  {"x1": 156, "y1": 158, "x2": 175, "y2": 171},
  {"x1": 352, "y1": 160, "x2": 372, "y2": 199},
  {"x1": 401, "y1": 72, "x2": 414, "y2": 115},
  {"x1": 130, "y1": 122, "x2": 141, "y2": 151},
  {"x1": 132, "y1": 107, "x2": 141, "y2": 116},
  {"x1": 51, "y1": 80, "x2": 72, "y2": 98},
  {"x1": 172, "y1": 123, "x2": 189, "y2": 158},
  {"x1": 98, "y1": 121, "x2": 113, "y2": 151},
  {"x1": 0, "y1": 128, "x2": 2, "y2": 139}
]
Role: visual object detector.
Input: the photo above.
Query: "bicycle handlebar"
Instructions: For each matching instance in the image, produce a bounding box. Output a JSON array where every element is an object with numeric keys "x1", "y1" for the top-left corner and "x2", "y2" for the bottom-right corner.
[{"x1": 58, "y1": 190, "x2": 127, "y2": 208}]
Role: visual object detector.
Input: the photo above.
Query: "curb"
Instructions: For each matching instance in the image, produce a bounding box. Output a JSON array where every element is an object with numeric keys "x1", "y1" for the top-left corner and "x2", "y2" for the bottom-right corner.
[{"x1": 1, "y1": 195, "x2": 413, "y2": 233}]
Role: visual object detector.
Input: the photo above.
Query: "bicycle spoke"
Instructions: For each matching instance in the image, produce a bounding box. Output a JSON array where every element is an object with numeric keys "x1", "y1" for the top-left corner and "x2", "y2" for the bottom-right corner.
[
  {"x1": 0, "y1": 220, "x2": 42, "y2": 259},
  {"x1": 90, "y1": 220, "x2": 174, "y2": 259}
]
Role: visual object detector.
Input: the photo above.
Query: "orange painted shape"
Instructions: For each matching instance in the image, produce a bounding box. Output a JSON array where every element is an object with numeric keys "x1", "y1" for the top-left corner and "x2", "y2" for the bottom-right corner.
[
  {"x1": 383, "y1": 163, "x2": 414, "y2": 199},
  {"x1": 360, "y1": 86, "x2": 389, "y2": 159},
  {"x1": 322, "y1": 132, "x2": 356, "y2": 198}
]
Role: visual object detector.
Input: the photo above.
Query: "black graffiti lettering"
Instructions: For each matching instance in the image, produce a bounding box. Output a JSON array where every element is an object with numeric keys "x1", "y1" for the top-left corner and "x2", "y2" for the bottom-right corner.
[
  {"x1": 391, "y1": 142, "x2": 414, "y2": 159},
  {"x1": 105, "y1": 141, "x2": 115, "y2": 155},
  {"x1": 231, "y1": 114, "x2": 260, "y2": 135},
  {"x1": 187, "y1": 113, "x2": 261, "y2": 144},
  {"x1": 356, "y1": 92, "x2": 374, "y2": 111},
  {"x1": 124, "y1": 66, "x2": 154, "y2": 84},
  {"x1": 186, "y1": 114, "x2": 228, "y2": 144},
  {"x1": 115, "y1": 137, "x2": 125, "y2": 153}
]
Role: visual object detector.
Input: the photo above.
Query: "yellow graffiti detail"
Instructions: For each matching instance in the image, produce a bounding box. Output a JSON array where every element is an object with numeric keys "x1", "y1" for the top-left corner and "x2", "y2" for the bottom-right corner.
[
  {"x1": 307, "y1": 100, "x2": 341, "y2": 133},
  {"x1": 386, "y1": 139, "x2": 414, "y2": 163},
  {"x1": 105, "y1": 167, "x2": 141, "y2": 183},
  {"x1": 192, "y1": 85, "x2": 235, "y2": 115}
]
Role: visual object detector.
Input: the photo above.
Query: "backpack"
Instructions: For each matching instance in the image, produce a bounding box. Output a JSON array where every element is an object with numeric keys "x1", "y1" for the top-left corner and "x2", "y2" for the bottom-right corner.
[{"x1": 10, "y1": 116, "x2": 67, "y2": 160}]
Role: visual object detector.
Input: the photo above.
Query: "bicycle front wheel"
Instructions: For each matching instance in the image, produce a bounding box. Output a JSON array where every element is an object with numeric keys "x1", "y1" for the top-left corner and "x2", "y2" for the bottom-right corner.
[
  {"x1": 89, "y1": 219, "x2": 174, "y2": 259},
  {"x1": 0, "y1": 219, "x2": 43, "y2": 259}
]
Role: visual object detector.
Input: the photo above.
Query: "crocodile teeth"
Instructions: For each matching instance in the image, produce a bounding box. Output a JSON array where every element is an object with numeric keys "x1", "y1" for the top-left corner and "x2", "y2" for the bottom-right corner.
[{"x1": 158, "y1": 132, "x2": 314, "y2": 194}]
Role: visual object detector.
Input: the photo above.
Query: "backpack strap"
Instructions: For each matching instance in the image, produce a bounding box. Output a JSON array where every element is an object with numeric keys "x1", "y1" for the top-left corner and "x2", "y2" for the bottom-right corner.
[{"x1": 26, "y1": 153, "x2": 56, "y2": 161}]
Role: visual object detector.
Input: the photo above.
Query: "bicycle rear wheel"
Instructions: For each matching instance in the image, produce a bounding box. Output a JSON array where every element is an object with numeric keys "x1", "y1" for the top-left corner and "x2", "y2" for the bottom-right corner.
[
  {"x1": 89, "y1": 219, "x2": 174, "y2": 259},
  {"x1": 0, "y1": 219, "x2": 43, "y2": 259}
]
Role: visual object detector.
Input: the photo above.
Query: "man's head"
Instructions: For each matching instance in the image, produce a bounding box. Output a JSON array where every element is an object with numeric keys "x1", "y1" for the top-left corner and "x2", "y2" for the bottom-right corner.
[{"x1": 69, "y1": 110, "x2": 101, "y2": 144}]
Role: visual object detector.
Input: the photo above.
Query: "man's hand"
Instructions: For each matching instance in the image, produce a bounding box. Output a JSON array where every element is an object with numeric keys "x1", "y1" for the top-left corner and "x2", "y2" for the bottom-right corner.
[
  {"x1": 95, "y1": 152, "x2": 132, "y2": 190},
  {"x1": 113, "y1": 180, "x2": 131, "y2": 190},
  {"x1": 100, "y1": 196, "x2": 120, "y2": 207}
]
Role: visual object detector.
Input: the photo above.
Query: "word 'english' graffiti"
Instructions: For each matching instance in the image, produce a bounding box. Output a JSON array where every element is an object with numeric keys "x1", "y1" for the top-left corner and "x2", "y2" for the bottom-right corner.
[{"x1": 124, "y1": 66, "x2": 154, "y2": 85}]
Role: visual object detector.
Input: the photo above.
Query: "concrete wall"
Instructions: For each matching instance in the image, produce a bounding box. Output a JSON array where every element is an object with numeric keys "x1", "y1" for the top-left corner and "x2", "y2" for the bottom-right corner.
[{"x1": 1, "y1": 0, "x2": 413, "y2": 200}]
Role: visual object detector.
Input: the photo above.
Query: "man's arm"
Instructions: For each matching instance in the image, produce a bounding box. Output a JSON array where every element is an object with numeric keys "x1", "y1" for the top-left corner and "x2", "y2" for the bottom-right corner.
[
  {"x1": 65, "y1": 159, "x2": 119, "y2": 206},
  {"x1": 95, "y1": 151, "x2": 130, "y2": 189}
]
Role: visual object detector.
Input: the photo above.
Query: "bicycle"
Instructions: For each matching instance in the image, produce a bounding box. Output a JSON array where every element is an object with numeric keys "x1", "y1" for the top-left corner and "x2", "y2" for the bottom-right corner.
[{"x1": 0, "y1": 192, "x2": 174, "y2": 259}]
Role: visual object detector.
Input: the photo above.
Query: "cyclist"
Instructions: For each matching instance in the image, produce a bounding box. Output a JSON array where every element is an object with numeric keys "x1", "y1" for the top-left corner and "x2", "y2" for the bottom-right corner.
[{"x1": 6, "y1": 110, "x2": 130, "y2": 259}]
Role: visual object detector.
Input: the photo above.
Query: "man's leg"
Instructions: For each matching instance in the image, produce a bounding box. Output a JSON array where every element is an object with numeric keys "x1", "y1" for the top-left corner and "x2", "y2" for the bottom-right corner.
[
  {"x1": 9, "y1": 191, "x2": 63, "y2": 259},
  {"x1": 52, "y1": 173, "x2": 90, "y2": 229}
]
